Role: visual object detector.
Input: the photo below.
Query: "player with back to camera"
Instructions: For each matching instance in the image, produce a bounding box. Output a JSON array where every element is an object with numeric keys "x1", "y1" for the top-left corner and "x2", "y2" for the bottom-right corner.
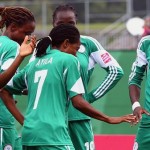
[
  {"x1": 0, "y1": 6, "x2": 36, "y2": 150},
  {"x1": 49, "y1": 4, "x2": 125, "y2": 150},
  {"x1": 0, "y1": 24, "x2": 136, "y2": 150}
]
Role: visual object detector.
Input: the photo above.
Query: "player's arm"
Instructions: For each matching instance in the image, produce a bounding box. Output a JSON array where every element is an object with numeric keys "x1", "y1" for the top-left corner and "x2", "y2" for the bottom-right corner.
[
  {"x1": 0, "y1": 89, "x2": 24, "y2": 125},
  {"x1": 67, "y1": 56, "x2": 136, "y2": 124},
  {"x1": 0, "y1": 35, "x2": 36, "y2": 88},
  {"x1": 71, "y1": 94, "x2": 136, "y2": 124},
  {"x1": 129, "y1": 37, "x2": 150, "y2": 122},
  {"x1": 1, "y1": 66, "x2": 28, "y2": 125},
  {"x1": 86, "y1": 38, "x2": 123, "y2": 103}
]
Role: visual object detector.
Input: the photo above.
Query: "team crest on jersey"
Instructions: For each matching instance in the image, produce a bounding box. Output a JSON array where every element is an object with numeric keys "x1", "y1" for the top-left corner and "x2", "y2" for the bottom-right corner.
[
  {"x1": 101, "y1": 53, "x2": 111, "y2": 63},
  {"x1": 78, "y1": 45, "x2": 85, "y2": 53},
  {"x1": 4, "y1": 145, "x2": 12, "y2": 150}
]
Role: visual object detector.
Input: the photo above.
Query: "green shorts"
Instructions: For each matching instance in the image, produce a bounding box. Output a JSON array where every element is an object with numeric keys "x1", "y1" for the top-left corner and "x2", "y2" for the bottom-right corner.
[
  {"x1": 133, "y1": 122, "x2": 150, "y2": 150},
  {"x1": 68, "y1": 119, "x2": 95, "y2": 150},
  {"x1": 0, "y1": 127, "x2": 22, "y2": 150},
  {"x1": 23, "y1": 145, "x2": 75, "y2": 150}
]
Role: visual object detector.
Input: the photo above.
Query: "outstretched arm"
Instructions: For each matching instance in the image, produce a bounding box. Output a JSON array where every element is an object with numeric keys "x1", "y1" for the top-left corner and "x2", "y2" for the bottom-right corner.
[
  {"x1": 0, "y1": 89, "x2": 24, "y2": 125},
  {"x1": 0, "y1": 35, "x2": 36, "y2": 88},
  {"x1": 72, "y1": 94, "x2": 136, "y2": 124}
]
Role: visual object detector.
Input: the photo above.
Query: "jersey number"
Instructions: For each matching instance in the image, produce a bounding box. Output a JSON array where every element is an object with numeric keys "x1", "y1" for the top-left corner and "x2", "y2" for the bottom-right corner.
[
  {"x1": 85, "y1": 141, "x2": 95, "y2": 150},
  {"x1": 33, "y1": 70, "x2": 47, "y2": 109}
]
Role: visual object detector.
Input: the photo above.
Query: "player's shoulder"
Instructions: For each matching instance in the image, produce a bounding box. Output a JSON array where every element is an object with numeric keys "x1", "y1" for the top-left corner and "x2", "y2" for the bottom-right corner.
[
  {"x1": 80, "y1": 35, "x2": 97, "y2": 42},
  {"x1": 62, "y1": 52, "x2": 77, "y2": 59},
  {"x1": 138, "y1": 35, "x2": 150, "y2": 50},
  {"x1": 0, "y1": 36, "x2": 18, "y2": 46},
  {"x1": 0, "y1": 36, "x2": 19, "y2": 52},
  {"x1": 139, "y1": 35, "x2": 150, "y2": 44},
  {"x1": 60, "y1": 52, "x2": 78, "y2": 64},
  {"x1": 80, "y1": 35, "x2": 104, "y2": 51}
]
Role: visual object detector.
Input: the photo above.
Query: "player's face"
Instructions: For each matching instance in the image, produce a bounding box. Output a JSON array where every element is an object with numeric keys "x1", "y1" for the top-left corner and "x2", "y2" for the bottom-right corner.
[
  {"x1": 11, "y1": 21, "x2": 35, "y2": 45},
  {"x1": 53, "y1": 10, "x2": 77, "y2": 27},
  {"x1": 63, "y1": 40, "x2": 80, "y2": 56}
]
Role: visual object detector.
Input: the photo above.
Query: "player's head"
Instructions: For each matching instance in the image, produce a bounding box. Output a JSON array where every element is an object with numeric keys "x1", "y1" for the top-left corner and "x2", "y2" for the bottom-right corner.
[
  {"x1": 36, "y1": 24, "x2": 80, "y2": 57},
  {"x1": 144, "y1": 16, "x2": 150, "y2": 28},
  {"x1": 0, "y1": 6, "x2": 35, "y2": 45},
  {"x1": 52, "y1": 4, "x2": 78, "y2": 27}
]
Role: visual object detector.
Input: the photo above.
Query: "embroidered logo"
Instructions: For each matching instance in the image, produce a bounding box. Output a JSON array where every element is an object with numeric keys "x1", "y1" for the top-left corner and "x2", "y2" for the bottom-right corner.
[{"x1": 78, "y1": 45, "x2": 85, "y2": 53}]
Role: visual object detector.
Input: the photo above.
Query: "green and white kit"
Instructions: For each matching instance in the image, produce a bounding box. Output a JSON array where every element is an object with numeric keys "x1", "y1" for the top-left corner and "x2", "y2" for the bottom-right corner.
[
  {"x1": 6, "y1": 49, "x2": 85, "y2": 148},
  {"x1": 129, "y1": 35, "x2": 150, "y2": 150},
  {"x1": 0, "y1": 36, "x2": 21, "y2": 150}
]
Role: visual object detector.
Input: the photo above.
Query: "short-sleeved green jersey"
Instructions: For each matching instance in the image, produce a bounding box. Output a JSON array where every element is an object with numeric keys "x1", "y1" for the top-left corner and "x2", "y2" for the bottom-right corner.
[
  {"x1": 68, "y1": 35, "x2": 124, "y2": 121},
  {"x1": 29, "y1": 36, "x2": 124, "y2": 121},
  {"x1": 5, "y1": 49, "x2": 85, "y2": 146},
  {"x1": 0, "y1": 36, "x2": 19, "y2": 128},
  {"x1": 129, "y1": 35, "x2": 150, "y2": 123}
]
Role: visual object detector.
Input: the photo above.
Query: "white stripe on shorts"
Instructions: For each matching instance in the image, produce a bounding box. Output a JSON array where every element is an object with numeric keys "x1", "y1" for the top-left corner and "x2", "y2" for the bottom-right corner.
[{"x1": 0, "y1": 128, "x2": 3, "y2": 147}]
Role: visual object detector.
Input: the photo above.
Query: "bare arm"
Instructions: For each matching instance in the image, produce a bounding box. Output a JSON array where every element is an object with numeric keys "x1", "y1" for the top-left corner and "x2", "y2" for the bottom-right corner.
[
  {"x1": 72, "y1": 95, "x2": 136, "y2": 124},
  {"x1": 0, "y1": 89, "x2": 24, "y2": 125},
  {"x1": 129, "y1": 84, "x2": 149, "y2": 121},
  {"x1": 0, "y1": 35, "x2": 36, "y2": 88},
  {"x1": 129, "y1": 84, "x2": 141, "y2": 104}
]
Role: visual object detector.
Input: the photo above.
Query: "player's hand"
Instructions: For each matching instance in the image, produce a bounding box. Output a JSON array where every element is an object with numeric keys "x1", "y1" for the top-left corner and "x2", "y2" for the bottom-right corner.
[
  {"x1": 108, "y1": 114, "x2": 136, "y2": 124},
  {"x1": 133, "y1": 106, "x2": 150, "y2": 122},
  {"x1": 19, "y1": 35, "x2": 36, "y2": 57}
]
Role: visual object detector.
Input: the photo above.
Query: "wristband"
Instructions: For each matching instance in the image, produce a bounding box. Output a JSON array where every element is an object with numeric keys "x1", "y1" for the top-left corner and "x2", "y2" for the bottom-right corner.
[{"x1": 132, "y1": 101, "x2": 141, "y2": 111}]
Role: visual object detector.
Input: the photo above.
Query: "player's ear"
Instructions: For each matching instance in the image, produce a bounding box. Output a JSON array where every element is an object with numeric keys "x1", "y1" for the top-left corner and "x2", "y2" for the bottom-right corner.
[
  {"x1": 10, "y1": 23, "x2": 18, "y2": 32},
  {"x1": 63, "y1": 39, "x2": 70, "y2": 49}
]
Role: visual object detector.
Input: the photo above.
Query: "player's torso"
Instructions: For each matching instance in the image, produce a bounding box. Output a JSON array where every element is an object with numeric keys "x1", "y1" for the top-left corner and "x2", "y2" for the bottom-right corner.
[
  {"x1": 23, "y1": 50, "x2": 78, "y2": 145},
  {"x1": 68, "y1": 36, "x2": 97, "y2": 121},
  {"x1": 0, "y1": 36, "x2": 18, "y2": 127}
]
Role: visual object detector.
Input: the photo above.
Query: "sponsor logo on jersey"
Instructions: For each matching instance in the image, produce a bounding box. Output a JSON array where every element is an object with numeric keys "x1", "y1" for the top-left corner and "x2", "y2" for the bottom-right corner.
[
  {"x1": 101, "y1": 53, "x2": 111, "y2": 63},
  {"x1": 78, "y1": 45, "x2": 85, "y2": 53},
  {"x1": 4, "y1": 145, "x2": 12, "y2": 150}
]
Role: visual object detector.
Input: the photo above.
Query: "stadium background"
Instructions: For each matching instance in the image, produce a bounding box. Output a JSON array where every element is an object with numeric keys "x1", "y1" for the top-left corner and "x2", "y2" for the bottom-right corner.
[{"x1": 1, "y1": 0, "x2": 149, "y2": 149}]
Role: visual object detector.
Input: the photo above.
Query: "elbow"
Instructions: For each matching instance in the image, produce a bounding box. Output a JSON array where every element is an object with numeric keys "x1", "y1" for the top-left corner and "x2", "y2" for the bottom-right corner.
[{"x1": 72, "y1": 101, "x2": 81, "y2": 110}]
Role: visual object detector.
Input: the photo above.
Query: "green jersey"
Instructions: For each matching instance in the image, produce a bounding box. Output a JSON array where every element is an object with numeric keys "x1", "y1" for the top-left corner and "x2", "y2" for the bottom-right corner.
[
  {"x1": 5, "y1": 49, "x2": 85, "y2": 146},
  {"x1": 29, "y1": 36, "x2": 124, "y2": 121},
  {"x1": 68, "y1": 35, "x2": 124, "y2": 121},
  {"x1": 129, "y1": 35, "x2": 150, "y2": 123},
  {"x1": 0, "y1": 36, "x2": 19, "y2": 128}
]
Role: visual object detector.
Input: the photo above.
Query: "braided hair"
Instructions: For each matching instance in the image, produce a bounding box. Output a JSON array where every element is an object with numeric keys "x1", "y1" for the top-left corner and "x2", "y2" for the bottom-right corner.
[
  {"x1": 52, "y1": 4, "x2": 78, "y2": 23},
  {"x1": 0, "y1": 6, "x2": 35, "y2": 29},
  {"x1": 36, "y1": 24, "x2": 80, "y2": 57}
]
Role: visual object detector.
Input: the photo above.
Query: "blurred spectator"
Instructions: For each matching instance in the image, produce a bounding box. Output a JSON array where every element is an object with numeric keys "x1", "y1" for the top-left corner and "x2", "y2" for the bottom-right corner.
[{"x1": 142, "y1": 16, "x2": 150, "y2": 37}]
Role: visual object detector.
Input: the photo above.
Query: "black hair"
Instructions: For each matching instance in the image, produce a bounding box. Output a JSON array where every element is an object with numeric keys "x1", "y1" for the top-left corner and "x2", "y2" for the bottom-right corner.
[
  {"x1": 0, "y1": 6, "x2": 35, "y2": 29},
  {"x1": 36, "y1": 24, "x2": 80, "y2": 57},
  {"x1": 52, "y1": 4, "x2": 78, "y2": 23}
]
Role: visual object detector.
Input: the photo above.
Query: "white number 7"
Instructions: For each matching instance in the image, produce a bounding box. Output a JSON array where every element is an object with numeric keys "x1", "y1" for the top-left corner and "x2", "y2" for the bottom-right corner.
[{"x1": 33, "y1": 70, "x2": 47, "y2": 109}]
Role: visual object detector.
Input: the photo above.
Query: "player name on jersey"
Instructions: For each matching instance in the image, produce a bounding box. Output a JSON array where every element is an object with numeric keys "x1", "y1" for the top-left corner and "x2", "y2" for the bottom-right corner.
[{"x1": 36, "y1": 57, "x2": 53, "y2": 66}]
